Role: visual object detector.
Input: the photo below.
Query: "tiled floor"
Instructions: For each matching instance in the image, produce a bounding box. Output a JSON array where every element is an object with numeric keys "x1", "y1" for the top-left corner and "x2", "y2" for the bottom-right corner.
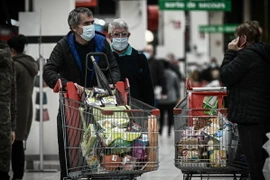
[{"x1": 21, "y1": 126, "x2": 242, "y2": 180}]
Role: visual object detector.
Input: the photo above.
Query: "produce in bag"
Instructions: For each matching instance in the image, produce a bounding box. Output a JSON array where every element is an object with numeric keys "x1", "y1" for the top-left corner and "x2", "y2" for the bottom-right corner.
[
  {"x1": 79, "y1": 107, "x2": 99, "y2": 168},
  {"x1": 99, "y1": 127, "x2": 141, "y2": 146},
  {"x1": 108, "y1": 138, "x2": 132, "y2": 155},
  {"x1": 92, "y1": 105, "x2": 131, "y2": 128}
]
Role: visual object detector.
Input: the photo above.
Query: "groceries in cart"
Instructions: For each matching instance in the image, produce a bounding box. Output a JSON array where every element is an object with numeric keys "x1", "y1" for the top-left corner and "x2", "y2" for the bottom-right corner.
[
  {"x1": 77, "y1": 88, "x2": 159, "y2": 173},
  {"x1": 176, "y1": 111, "x2": 235, "y2": 168}
]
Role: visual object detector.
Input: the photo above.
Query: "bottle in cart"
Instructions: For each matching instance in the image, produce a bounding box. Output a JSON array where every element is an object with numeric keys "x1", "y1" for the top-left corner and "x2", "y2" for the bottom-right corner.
[{"x1": 220, "y1": 122, "x2": 233, "y2": 151}]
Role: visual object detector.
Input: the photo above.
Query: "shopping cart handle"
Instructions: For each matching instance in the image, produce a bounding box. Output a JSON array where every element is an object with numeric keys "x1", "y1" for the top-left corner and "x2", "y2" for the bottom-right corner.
[
  {"x1": 186, "y1": 78, "x2": 192, "y2": 90},
  {"x1": 53, "y1": 79, "x2": 62, "y2": 93},
  {"x1": 173, "y1": 108, "x2": 182, "y2": 115}
]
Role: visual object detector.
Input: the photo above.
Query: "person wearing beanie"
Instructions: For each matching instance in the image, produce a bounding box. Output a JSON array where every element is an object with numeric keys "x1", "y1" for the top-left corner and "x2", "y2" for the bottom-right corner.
[
  {"x1": 0, "y1": 40, "x2": 16, "y2": 180},
  {"x1": 7, "y1": 35, "x2": 38, "y2": 180}
]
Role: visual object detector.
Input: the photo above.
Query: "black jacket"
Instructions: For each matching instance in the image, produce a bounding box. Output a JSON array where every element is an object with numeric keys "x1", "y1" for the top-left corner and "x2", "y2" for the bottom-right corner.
[
  {"x1": 220, "y1": 42, "x2": 270, "y2": 124},
  {"x1": 148, "y1": 57, "x2": 167, "y2": 95},
  {"x1": 113, "y1": 48, "x2": 155, "y2": 106},
  {"x1": 43, "y1": 32, "x2": 120, "y2": 89},
  {"x1": 13, "y1": 54, "x2": 38, "y2": 140}
]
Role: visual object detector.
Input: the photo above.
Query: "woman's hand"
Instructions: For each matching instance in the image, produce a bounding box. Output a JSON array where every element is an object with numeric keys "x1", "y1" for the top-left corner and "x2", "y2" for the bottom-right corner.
[{"x1": 228, "y1": 37, "x2": 243, "y2": 51}]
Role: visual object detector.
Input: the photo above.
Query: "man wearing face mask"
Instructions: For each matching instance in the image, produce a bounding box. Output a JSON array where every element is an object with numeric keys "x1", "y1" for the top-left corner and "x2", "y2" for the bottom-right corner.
[
  {"x1": 107, "y1": 19, "x2": 154, "y2": 106},
  {"x1": 43, "y1": 7, "x2": 120, "y2": 180}
]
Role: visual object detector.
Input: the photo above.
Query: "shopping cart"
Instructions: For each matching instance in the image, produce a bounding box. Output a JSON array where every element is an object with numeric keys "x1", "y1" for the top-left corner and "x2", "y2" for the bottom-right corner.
[
  {"x1": 173, "y1": 78, "x2": 249, "y2": 180},
  {"x1": 53, "y1": 55, "x2": 159, "y2": 179}
]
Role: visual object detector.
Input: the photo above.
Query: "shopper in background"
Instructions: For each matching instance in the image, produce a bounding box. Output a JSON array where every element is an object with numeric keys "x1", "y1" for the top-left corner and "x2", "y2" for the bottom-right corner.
[
  {"x1": 107, "y1": 19, "x2": 154, "y2": 106},
  {"x1": 201, "y1": 57, "x2": 220, "y2": 83},
  {"x1": 143, "y1": 44, "x2": 167, "y2": 107},
  {"x1": 166, "y1": 52, "x2": 182, "y2": 81},
  {"x1": 0, "y1": 40, "x2": 16, "y2": 180},
  {"x1": 158, "y1": 59, "x2": 180, "y2": 136},
  {"x1": 220, "y1": 20, "x2": 270, "y2": 180},
  {"x1": 7, "y1": 34, "x2": 38, "y2": 180},
  {"x1": 43, "y1": 7, "x2": 120, "y2": 180}
]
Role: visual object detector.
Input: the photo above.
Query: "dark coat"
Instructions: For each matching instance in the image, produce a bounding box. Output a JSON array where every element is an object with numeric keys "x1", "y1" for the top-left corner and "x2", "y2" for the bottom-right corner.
[
  {"x1": 13, "y1": 54, "x2": 38, "y2": 140},
  {"x1": 43, "y1": 32, "x2": 120, "y2": 89},
  {"x1": 0, "y1": 45, "x2": 16, "y2": 173},
  {"x1": 113, "y1": 48, "x2": 155, "y2": 106},
  {"x1": 220, "y1": 42, "x2": 270, "y2": 124},
  {"x1": 148, "y1": 57, "x2": 167, "y2": 95}
]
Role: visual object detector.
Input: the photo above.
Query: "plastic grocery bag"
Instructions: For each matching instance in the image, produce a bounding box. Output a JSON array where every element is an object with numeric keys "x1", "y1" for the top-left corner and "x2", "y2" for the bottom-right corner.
[
  {"x1": 92, "y1": 105, "x2": 130, "y2": 128},
  {"x1": 203, "y1": 96, "x2": 218, "y2": 115}
]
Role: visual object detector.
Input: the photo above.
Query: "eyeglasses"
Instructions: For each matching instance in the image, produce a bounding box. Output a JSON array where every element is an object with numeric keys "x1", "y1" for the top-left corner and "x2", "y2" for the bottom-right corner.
[{"x1": 112, "y1": 32, "x2": 129, "y2": 38}]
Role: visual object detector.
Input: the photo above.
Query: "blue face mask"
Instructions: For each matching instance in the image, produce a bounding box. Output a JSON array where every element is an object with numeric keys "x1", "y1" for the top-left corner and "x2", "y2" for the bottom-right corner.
[
  {"x1": 80, "y1": 24, "x2": 95, "y2": 41},
  {"x1": 112, "y1": 37, "x2": 129, "y2": 51}
]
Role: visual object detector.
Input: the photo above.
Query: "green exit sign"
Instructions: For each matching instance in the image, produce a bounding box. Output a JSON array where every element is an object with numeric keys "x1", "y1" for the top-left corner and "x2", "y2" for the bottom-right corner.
[
  {"x1": 159, "y1": 0, "x2": 231, "y2": 11},
  {"x1": 199, "y1": 24, "x2": 238, "y2": 33}
]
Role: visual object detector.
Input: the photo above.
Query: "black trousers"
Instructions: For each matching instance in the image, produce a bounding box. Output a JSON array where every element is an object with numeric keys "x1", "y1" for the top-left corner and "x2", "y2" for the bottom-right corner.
[
  {"x1": 238, "y1": 121, "x2": 270, "y2": 180},
  {"x1": 11, "y1": 140, "x2": 25, "y2": 179},
  {"x1": 158, "y1": 103, "x2": 176, "y2": 136},
  {"x1": 0, "y1": 171, "x2": 10, "y2": 180}
]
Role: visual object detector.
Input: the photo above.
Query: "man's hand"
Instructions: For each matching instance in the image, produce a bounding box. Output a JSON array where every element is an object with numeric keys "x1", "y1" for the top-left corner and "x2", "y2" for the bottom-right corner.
[
  {"x1": 228, "y1": 37, "x2": 243, "y2": 51},
  {"x1": 74, "y1": 83, "x2": 85, "y2": 96},
  {"x1": 11, "y1": 131, "x2": 15, "y2": 144}
]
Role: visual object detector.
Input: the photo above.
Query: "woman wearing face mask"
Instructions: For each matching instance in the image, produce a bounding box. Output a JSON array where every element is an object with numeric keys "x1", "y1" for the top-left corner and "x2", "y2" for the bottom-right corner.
[
  {"x1": 43, "y1": 7, "x2": 120, "y2": 180},
  {"x1": 107, "y1": 19, "x2": 154, "y2": 106}
]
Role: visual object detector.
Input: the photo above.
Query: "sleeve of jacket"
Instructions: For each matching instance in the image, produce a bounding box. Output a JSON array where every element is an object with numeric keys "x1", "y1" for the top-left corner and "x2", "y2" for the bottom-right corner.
[
  {"x1": 43, "y1": 42, "x2": 68, "y2": 89},
  {"x1": 103, "y1": 40, "x2": 121, "y2": 84},
  {"x1": 11, "y1": 61, "x2": 16, "y2": 131},
  {"x1": 220, "y1": 49, "x2": 251, "y2": 86},
  {"x1": 141, "y1": 54, "x2": 155, "y2": 106}
]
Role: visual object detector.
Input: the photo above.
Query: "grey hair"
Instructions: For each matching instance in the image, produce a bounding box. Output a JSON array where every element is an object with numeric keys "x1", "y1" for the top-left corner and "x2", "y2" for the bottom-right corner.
[
  {"x1": 68, "y1": 7, "x2": 93, "y2": 27},
  {"x1": 108, "y1": 19, "x2": 129, "y2": 34}
]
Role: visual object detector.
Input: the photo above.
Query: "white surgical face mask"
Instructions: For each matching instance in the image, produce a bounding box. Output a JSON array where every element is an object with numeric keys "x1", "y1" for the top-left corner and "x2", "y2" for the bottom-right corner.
[
  {"x1": 211, "y1": 63, "x2": 217, "y2": 68},
  {"x1": 80, "y1": 24, "x2": 95, "y2": 41},
  {"x1": 143, "y1": 52, "x2": 150, "y2": 60},
  {"x1": 112, "y1": 37, "x2": 129, "y2": 51}
]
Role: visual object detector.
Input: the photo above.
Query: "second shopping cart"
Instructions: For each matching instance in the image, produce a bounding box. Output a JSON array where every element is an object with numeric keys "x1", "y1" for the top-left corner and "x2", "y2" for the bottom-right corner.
[{"x1": 173, "y1": 78, "x2": 249, "y2": 180}]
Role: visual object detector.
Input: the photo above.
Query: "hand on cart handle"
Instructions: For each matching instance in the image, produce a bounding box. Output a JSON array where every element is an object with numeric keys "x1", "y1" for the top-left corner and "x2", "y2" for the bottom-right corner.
[
  {"x1": 74, "y1": 83, "x2": 85, "y2": 96},
  {"x1": 53, "y1": 79, "x2": 63, "y2": 93}
]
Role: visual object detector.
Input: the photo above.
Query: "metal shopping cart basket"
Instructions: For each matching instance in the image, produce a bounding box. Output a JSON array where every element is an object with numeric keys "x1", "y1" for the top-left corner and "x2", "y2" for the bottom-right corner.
[
  {"x1": 53, "y1": 54, "x2": 159, "y2": 180},
  {"x1": 173, "y1": 78, "x2": 249, "y2": 180}
]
